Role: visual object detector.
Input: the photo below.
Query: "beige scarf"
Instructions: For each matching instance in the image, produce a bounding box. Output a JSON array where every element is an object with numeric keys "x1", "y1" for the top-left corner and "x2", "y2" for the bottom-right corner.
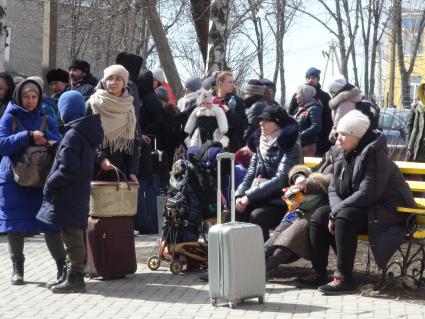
[
  {"x1": 259, "y1": 130, "x2": 280, "y2": 159},
  {"x1": 89, "y1": 89, "x2": 136, "y2": 154}
]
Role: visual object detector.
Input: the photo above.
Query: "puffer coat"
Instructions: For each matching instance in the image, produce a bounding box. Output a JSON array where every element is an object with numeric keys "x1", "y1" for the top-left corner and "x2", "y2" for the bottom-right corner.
[
  {"x1": 0, "y1": 101, "x2": 62, "y2": 233},
  {"x1": 329, "y1": 131, "x2": 415, "y2": 269},
  {"x1": 236, "y1": 117, "x2": 301, "y2": 208},
  {"x1": 37, "y1": 115, "x2": 104, "y2": 229}
]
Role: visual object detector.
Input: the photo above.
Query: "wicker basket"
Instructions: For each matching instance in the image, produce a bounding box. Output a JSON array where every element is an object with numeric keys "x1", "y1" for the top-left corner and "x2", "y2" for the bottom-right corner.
[{"x1": 89, "y1": 166, "x2": 139, "y2": 217}]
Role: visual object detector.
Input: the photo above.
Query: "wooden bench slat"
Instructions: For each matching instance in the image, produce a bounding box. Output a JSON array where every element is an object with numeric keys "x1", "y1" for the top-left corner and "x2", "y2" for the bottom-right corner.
[{"x1": 406, "y1": 181, "x2": 425, "y2": 192}]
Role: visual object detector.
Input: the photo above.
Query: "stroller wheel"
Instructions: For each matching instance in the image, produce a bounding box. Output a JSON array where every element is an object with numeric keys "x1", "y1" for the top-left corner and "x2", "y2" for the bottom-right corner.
[
  {"x1": 170, "y1": 260, "x2": 183, "y2": 274},
  {"x1": 147, "y1": 256, "x2": 160, "y2": 271}
]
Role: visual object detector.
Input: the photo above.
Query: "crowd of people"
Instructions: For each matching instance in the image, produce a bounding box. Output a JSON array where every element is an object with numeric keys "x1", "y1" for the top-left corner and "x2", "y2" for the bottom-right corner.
[{"x1": 0, "y1": 52, "x2": 420, "y2": 296}]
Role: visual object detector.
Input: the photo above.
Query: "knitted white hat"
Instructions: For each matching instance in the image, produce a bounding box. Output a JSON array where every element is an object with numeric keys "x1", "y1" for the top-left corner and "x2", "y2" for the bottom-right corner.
[
  {"x1": 102, "y1": 64, "x2": 129, "y2": 88},
  {"x1": 336, "y1": 110, "x2": 370, "y2": 138},
  {"x1": 152, "y1": 68, "x2": 165, "y2": 83},
  {"x1": 327, "y1": 74, "x2": 347, "y2": 95}
]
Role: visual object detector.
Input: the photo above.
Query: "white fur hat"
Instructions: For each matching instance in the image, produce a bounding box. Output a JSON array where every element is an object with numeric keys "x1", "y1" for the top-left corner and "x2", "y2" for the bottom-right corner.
[
  {"x1": 152, "y1": 68, "x2": 165, "y2": 83},
  {"x1": 336, "y1": 110, "x2": 370, "y2": 139},
  {"x1": 327, "y1": 74, "x2": 347, "y2": 95}
]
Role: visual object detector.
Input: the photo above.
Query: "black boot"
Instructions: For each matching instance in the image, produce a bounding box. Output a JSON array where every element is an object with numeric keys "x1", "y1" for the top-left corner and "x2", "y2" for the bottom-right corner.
[
  {"x1": 51, "y1": 269, "x2": 86, "y2": 294},
  {"x1": 46, "y1": 258, "x2": 67, "y2": 289},
  {"x1": 11, "y1": 256, "x2": 25, "y2": 285}
]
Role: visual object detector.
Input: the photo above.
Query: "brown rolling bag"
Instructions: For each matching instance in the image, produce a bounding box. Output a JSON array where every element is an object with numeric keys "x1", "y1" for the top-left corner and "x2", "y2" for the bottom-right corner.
[{"x1": 86, "y1": 216, "x2": 137, "y2": 279}]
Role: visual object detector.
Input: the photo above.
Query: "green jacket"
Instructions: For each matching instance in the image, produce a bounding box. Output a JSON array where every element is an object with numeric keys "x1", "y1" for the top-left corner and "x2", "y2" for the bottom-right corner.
[{"x1": 408, "y1": 83, "x2": 425, "y2": 161}]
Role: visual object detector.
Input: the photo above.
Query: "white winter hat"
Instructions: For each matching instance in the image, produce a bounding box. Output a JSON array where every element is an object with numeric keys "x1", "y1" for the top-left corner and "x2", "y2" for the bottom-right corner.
[
  {"x1": 102, "y1": 64, "x2": 129, "y2": 88},
  {"x1": 152, "y1": 68, "x2": 165, "y2": 83},
  {"x1": 336, "y1": 110, "x2": 370, "y2": 139},
  {"x1": 327, "y1": 74, "x2": 347, "y2": 95}
]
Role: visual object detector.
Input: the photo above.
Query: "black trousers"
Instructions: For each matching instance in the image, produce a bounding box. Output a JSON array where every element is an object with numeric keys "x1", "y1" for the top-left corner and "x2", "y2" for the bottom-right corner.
[
  {"x1": 309, "y1": 205, "x2": 368, "y2": 277},
  {"x1": 237, "y1": 204, "x2": 286, "y2": 241}
]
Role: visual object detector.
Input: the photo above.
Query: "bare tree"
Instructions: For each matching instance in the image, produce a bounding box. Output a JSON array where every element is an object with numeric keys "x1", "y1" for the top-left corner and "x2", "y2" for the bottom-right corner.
[
  {"x1": 140, "y1": 0, "x2": 184, "y2": 99},
  {"x1": 359, "y1": 0, "x2": 389, "y2": 99},
  {"x1": 394, "y1": 0, "x2": 425, "y2": 106},
  {"x1": 292, "y1": 0, "x2": 360, "y2": 81},
  {"x1": 189, "y1": 0, "x2": 211, "y2": 65},
  {"x1": 265, "y1": 0, "x2": 300, "y2": 106},
  {"x1": 206, "y1": 0, "x2": 230, "y2": 75}
]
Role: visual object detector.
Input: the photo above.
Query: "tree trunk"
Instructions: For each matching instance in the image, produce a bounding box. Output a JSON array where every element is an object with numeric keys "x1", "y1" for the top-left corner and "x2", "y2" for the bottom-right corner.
[
  {"x1": 189, "y1": 0, "x2": 211, "y2": 66},
  {"x1": 394, "y1": 0, "x2": 425, "y2": 106},
  {"x1": 140, "y1": 0, "x2": 183, "y2": 100},
  {"x1": 0, "y1": 0, "x2": 8, "y2": 72},
  {"x1": 206, "y1": 0, "x2": 229, "y2": 75}
]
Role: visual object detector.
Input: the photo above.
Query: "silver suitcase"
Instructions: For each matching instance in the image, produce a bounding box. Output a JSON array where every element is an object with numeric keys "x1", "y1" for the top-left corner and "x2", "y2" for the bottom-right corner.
[{"x1": 208, "y1": 152, "x2": 266, "y2": 308}]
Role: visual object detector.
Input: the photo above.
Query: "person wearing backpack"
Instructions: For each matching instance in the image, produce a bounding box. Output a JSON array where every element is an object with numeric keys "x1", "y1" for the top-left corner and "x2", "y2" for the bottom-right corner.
[
  {"x1": 0, "y1": 79, "x2": 65, "y2": 285},
  {"x1": 37, "y1": 91, "x2": 104, "y2": 293}
]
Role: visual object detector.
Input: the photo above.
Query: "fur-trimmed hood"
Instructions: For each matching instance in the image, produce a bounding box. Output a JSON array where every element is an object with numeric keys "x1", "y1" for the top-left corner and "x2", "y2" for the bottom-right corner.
[
  {"x1": 288, "y1": 164, "x2": 312, "y2": 184},
  {"x1": 246, "y1": 116, "x2": 299, "y2": 153},
  {"x1": 329, "y1": 86, "x2": 362, "y2": 110},
  {"x1": 288, "y1": 164, "x2": 330, "y2": 195}
]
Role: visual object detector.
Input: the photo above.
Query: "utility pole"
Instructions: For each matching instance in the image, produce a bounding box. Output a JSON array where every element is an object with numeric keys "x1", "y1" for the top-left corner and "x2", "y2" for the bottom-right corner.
[{"x1": 42, "y1": 0, "x2": 57, "y2": 92}]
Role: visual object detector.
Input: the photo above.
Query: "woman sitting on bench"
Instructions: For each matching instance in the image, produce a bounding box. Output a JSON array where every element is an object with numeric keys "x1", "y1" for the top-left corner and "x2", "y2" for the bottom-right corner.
[{"x1": 300, "y1": 110, "x2": 415, "y2": 295}]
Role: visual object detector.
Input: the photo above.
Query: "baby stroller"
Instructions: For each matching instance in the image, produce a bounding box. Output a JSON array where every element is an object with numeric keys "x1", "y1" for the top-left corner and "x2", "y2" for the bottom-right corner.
[{"x1": 147, "y1": 142, "x2": 227, "y2": 274}]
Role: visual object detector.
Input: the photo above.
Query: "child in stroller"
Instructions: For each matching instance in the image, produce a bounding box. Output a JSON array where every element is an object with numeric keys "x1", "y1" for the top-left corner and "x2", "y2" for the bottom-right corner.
[{"x1": 147, "y1": 142, "x2": 227, "y2": 274}]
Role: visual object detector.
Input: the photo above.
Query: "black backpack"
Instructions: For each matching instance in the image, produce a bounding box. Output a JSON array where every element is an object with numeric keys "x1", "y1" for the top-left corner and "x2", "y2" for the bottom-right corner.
[{"x1": 355, "y1": 100, "x2": 379, "y2": 130}]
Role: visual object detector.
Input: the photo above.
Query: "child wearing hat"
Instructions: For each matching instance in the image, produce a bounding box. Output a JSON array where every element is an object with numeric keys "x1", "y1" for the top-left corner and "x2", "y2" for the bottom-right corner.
[
  {"x1": 184, "y1": 88, "x2": 229, "y2": 148},
  {"x1": 37, "y1": 91, "x2": 104, "y2": 293}
]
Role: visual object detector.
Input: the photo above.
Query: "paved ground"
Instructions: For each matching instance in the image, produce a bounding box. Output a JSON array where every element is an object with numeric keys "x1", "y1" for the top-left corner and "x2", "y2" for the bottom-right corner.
[{"x1": 0, "y1": 234, "x2": 424, "y2": 319}]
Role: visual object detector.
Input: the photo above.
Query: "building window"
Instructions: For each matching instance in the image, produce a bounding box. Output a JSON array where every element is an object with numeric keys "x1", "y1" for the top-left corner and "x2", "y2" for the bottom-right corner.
[
  {"x1": 402, "y1": 16, "x2": 424, "y2": 56},
  {"x1": 410, "y1": 75, "x2": 422, "y2": 102}
]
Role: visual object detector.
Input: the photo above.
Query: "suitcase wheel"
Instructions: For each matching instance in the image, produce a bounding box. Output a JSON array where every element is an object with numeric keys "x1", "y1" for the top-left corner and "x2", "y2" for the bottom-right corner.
[
  {"x1": 211, "y1": 298, "x2": 217, "y2": 307},
  {"x1": 258, "y1": 296, "x2": 264, "y2": 304},
  {"x1": 170, "y1": 260, "x2": 183, "y2": 274},
  {"x1": 147, "y1": 256, "x2": 160, "y2": 271},
  {"x1": 228, "y1": 301, "x2": 235, "y2": 309}
]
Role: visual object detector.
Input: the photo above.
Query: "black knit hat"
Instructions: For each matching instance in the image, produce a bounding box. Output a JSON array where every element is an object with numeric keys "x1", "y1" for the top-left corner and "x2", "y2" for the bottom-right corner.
[
  {"x1": 116, "y1": 52, "x2": 144, "y2": 82},
  {"x1": 69, "y1": 59, "x2": 90, "y2": 74},
  {"x1": 46, "y1": 68, "x2": 69, "y2": 84}
]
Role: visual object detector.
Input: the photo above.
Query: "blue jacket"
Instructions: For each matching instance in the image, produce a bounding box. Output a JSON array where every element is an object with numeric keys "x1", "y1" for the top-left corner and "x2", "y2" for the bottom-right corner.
[
  {"x1": 293, "y1": 98, "x2": 323, "y2": 147},
  {"x1": 0, "y1": 102, "x2": 61, "y2": 233},
  {"x1": 236, "y1": 118, "x2": 301, "y2": 207},
  {"x1": 37, "y1": 115, "x2": 104, "y2": 229}
]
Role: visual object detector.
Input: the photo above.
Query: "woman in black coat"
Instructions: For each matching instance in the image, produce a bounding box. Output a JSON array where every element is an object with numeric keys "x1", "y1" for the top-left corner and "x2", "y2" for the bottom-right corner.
[
  {"x1": 86, "y1": 65, "x2": 139, "y2": 183},
  {"x1": 302, "y1": 110, "x2": 415, "y2": 295},
  {"x1": 235, "y1": 106, "x2": 301, "y2": 241}
]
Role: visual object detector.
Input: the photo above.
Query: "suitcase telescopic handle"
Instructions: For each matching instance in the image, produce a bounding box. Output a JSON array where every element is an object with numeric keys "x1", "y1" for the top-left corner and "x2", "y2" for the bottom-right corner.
[{"x1": 216, "y1": 152, "x2": 235, "y2": 224}]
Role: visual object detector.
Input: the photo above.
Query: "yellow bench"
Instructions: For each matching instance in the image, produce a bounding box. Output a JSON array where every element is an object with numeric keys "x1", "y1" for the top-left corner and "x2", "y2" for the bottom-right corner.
[
  {"x1": 304, "y1": 157, "x2": 425, "y2": 175},
  {"x1": 303, "y1": 156, "x2": 425, "y2": 286}
]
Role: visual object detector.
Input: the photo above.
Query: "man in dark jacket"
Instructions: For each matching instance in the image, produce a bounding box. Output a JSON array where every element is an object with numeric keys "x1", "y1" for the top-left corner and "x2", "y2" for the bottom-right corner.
[
  {"x1": 243, "y1": 79, "x2": 269, "y2": 141},
  {"x1": 68, "y1": 59, "x2": 97, "y2": 100},
  {"x1": 260, "y1": 78, "x2": 280, "y2": 107},
  {"x1": 46, "y1": 68, "x2": 70, "y2": 106},
  {"x1": 289, "y1": 67, "x2": 332, "y2": 156},
  {"x1": 37, "y1": 91, "x2": 104, "y2": 293}
]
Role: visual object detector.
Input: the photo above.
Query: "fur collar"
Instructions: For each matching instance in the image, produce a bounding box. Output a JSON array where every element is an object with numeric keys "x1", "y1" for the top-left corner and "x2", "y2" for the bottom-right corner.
[
  {"x1": 329, "y1": 87, "x2": 362, "y2": 110},
  {"x1": 246, "y1": 117, "x2": 299, "y2": 153}
]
